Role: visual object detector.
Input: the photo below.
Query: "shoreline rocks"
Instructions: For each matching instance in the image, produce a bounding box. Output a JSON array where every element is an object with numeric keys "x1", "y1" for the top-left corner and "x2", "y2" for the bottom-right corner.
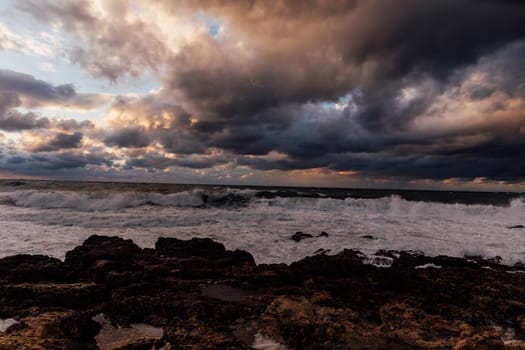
[
  {"x1": 1, "y1": 235, "x2": 525, "y2": 349},
  {"x1": 290, "y1": 232, "x2": 314, "y2": 242}
]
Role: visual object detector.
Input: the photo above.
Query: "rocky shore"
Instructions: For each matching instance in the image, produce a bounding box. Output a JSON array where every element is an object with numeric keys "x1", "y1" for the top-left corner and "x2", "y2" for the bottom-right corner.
[{"x1": 1, "y1": 235, "x2": 525, "y2": 349}]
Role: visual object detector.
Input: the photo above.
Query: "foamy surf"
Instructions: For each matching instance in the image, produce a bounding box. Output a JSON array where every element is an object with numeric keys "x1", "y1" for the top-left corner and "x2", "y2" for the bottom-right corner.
[
  {"x1": 0, "y1": 188, "x2": 256, "y2": 211},
  {"x1": 0, "y1": 185, "x2": 523, "y2": 266}
]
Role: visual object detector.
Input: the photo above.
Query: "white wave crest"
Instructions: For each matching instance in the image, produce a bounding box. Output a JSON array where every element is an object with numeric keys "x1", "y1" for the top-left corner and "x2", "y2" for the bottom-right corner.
[
  {"x1": 0, "y1": 188, "x2": 256, "y2": 211},
  {"x1": 252, "y1": 333, "x2": 288, "y2": 350},
  {"x1": 2, "y1": 191, "x2": 524, "y2": 221},
  {"x1": 260, "y1": 195, "x2": 525, "y2": 220},
  {"x1": 0, "y1": 190, "x2": 524, "y2": 265}
]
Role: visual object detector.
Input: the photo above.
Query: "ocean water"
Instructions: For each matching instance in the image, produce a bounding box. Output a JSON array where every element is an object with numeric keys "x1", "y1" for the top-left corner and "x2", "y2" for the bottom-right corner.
[{"x1": 0, "y1": 180, "x2": 524, "y2": 265}]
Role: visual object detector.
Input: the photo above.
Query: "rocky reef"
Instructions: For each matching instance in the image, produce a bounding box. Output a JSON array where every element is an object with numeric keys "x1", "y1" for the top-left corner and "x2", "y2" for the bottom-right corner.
[{"x1": 1, "y1": 235, "x2": 525, "y2": 349}]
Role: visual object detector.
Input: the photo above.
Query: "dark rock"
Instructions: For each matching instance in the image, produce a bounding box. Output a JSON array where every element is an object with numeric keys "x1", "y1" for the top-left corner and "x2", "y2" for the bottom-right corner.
[
  {"x1": 514, "y1": 261, "x2": 525, "y2": 269},
  {"x1": 65, "y1": 236, "x2": 142, "y2": 278},
  {"x1": 290, "y1": 232, "x2": 314, "y2": 242},
  {"x1": 0, "y1": 282, "x2": 106, "y2": 309},
  {"x1": 508, "y1": 225, "x2": 525, "y2": 229},
  {"x1": 360, "y1": 235, "x2": 377, "y2": 240},
  {"x1": 156, "y1": 237, "x2": 226, "y2": 258},
  {"x1": 155, "y1": 237, "x2": 255, "y2": 266},
  {"x1": 318, "y1": 231, "x2": 329, "y2": 237},
  {"x1": 0, "y1": 255, "x2": 72, "y2": 283},
  {"x1": 0, "y1": 311, "x2": 100, "y2": 349},
  {"x1": 0, "y1": 235, "x2": 524, "y2": 349},
  {"x1": 313, "y1": 248, "x2": 331, "y2": 255},
  {"x1": 380, "y1": 303, "x2": 504, "y2": 349}
]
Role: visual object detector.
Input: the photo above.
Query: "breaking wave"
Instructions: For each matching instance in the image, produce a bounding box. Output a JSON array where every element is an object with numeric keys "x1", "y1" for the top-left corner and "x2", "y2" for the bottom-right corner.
[
  {"x1": 0, "y1": 186, "x2": 524, "y2": 265},
  {"x1": 261, "y1": 195, "x2": 525, "y2": 220},
  {"x1": 1, "y1": 189, "x2": 523, "y2": 221},
  {"x1": 0, "y1": 189, "x2": 256, "y2": 211}
]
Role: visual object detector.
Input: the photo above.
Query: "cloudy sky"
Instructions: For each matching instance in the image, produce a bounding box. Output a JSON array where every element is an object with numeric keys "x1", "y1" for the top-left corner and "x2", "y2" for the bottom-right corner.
[{"x1": 0, "y1": 0, "x2": 524, "y2": 190}]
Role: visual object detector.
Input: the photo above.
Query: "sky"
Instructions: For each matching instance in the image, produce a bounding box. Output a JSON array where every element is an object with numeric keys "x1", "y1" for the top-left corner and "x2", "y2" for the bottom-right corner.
[{"x1": 0, "y1": 0, "x2": 525, "y2": 191}]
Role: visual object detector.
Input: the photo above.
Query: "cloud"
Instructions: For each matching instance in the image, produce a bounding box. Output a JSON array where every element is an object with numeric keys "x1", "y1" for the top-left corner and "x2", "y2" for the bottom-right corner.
[
  {"x1": 104, "y1": 127, "x2": 151, "y2": 148},
  {"x1": 27, "y1": 132, "x2": 83, "y2": 152},
  {"x1": 154, "y1": 0, "x2": 525, "y2": 117},
  {"x1": 0, "y1": 110, "x2": 50, "y2": 132},
  {"x1": 0, "y1": 23, "x2": 54, "y2": 57},
  {"x1": 0, "y1": 69, "x2": 107, "y2": 133},
  {"x1": 0, "y1": 69, "x2": 108, "y2": 109},
  {"x1": 17, "y1": 0, "x2": 168, "y2": 81},
  {"x1": 2, "y1": 0, "x2": 525, "y2": 187}
]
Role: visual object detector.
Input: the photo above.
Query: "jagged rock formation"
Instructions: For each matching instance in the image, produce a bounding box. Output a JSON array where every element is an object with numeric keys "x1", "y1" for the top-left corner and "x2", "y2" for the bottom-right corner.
[{"x1": 1, "y1": 235, "x2": 525, "y2": 349}]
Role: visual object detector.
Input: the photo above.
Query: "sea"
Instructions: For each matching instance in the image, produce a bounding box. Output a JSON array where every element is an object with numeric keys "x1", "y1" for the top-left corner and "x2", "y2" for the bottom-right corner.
[{"x1": 0, "y1": 179, "x2": 524, "y2": 265}]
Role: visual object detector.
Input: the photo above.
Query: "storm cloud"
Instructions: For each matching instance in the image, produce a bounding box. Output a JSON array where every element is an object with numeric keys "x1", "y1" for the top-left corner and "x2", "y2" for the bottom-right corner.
[
  {"x1": 1, "y1": 0, "x2": 525, "y2": 188},
  {"x1": 0, "y1": 69, "x2": 107, "y2": 109}
]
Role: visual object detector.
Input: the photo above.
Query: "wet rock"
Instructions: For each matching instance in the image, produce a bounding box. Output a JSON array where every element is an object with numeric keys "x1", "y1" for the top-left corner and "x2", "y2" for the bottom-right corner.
[
  {"x1": 0, "y1": 282, "x2": 106, "y2": 309},
  {"x1": 65, "y1": 236, "x2": 142, "y2": 279},
  {"x1": 0, "y1": 235, "x2": 524, "y2": 349},
  {"x1": 156, "y1": 237, "x2": 226, "y2": 258},
  {"x1": 155, "y1": 237, "x2": 255, "y2": 266},
  {"x1": 258, "y1": 295, "x2": 386, "y2": 349},
  {"x1": 380, "y1": 303, "x2": 504, "y2": 349},
  {"x1": 0, "y1": 255, "x2": 72, "y2": 283},
  {"x1": 518, "y1": 315, "x2": 525, "y2": 332},
  {"x1": 163, "y1": 318, "x2": 244, "y2": 350},
  {"x1": 200, "y1": 284, "x2": 259, "y2": 302},
  {"x1": 290, "y1": 232, "x2": 313, "y2": 242},
  {"x1": 361, "y1": 235, "x2": 377, "y2": 240},
  {"x1": 313, "y1": 248, "x2": 331, "y2": 255},
  {"x1": 0, "y1": 311, "x2": 99, "y2": 349},
  {"x1": 514, "y1": 262, "x2": 525, "y2": 269},
  {"x1": 505, "y1": 340, "x2": 525, "y2": 349}
]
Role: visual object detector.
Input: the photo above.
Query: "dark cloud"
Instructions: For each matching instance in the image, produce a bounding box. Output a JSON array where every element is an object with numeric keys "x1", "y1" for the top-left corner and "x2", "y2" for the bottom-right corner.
[
  {"x1": 0, "y1": 143, "x2": 116, "y2": 178},
  {"x1": 0, "y1": 70, "x2": 105, "y2": 133},
  {"x1": 125, "y1": 152, "x2": 229, "y2": 170},
  {"x1": 0, "y1": 110, "x2": 50, "y2": 132},
  {"x1": 104, "y1": 128, "x2": 151, "y2": 148},
  {"x1": 0, "y1": 91, "x2": 60, "y2": 132},
  {"x1": 0, "y1": 69, "x2": 73, "y2": 101},
  {"x1": 4, "y1": 0, "x2": 525, "y2": 186},
  {"x1": 0, "y1": 69, "x2": 106, "y2": 109},
  {"x1": 158, "y1": 0, "x2": 525, "y2": 119},
  {"x1": 54, "y1": 119, "x2": 95, "y2": 131},
  {"x1": 30, "y1": 132, "x2": 83, "y2": 153}
]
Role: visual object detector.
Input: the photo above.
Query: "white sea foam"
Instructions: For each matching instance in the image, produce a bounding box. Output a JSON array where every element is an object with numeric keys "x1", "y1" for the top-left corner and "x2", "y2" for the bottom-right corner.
[
  {"x1": 415, "y1": 263, "x2": 442, "y2": 269},
  {"x1": 0, "y1": 189, "x2": 258, "y2": 211},
  {"x1": 0, "y1": 318, "x2": 18, "y2": 332},
  {"x1": 0, "y1": 189, "x2": 524, "y2": 265},
  {"x1": 252, "y1": 333, "x2": 288, "y2": 350},
  {"x1": 363, "y1": 255, "x2": 394, "y2": 268}
]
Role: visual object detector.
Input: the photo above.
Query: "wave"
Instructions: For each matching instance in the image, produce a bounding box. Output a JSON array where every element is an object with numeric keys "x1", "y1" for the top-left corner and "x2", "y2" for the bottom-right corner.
[
  {"x1": 1, "y1": 189, "x2": 524, "y2": 221},
  {"x1": 0, "y1": 189, "x2": 256, "y2": 211},
  {"x1": 259, "y1": 194, "x2": 525, "y2": 220}
]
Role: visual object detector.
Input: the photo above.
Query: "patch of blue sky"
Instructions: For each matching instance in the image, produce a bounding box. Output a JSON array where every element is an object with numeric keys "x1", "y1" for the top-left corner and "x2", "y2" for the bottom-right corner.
[
  {"x1": 0, "y1": 0, "x2": 10, "y2": 12},
  {"x1": 89, "y1": 70, "x2": 162, "y2": 96},
  {"x1": 195, "y1": 11, "x2": 223, "y2": 38},
  {"x1": 0, "y1": 49, "x2": 161, "y2": 96},
  {"x1": 320, "y1": 93, "x2": 354, "y2": 111}
]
